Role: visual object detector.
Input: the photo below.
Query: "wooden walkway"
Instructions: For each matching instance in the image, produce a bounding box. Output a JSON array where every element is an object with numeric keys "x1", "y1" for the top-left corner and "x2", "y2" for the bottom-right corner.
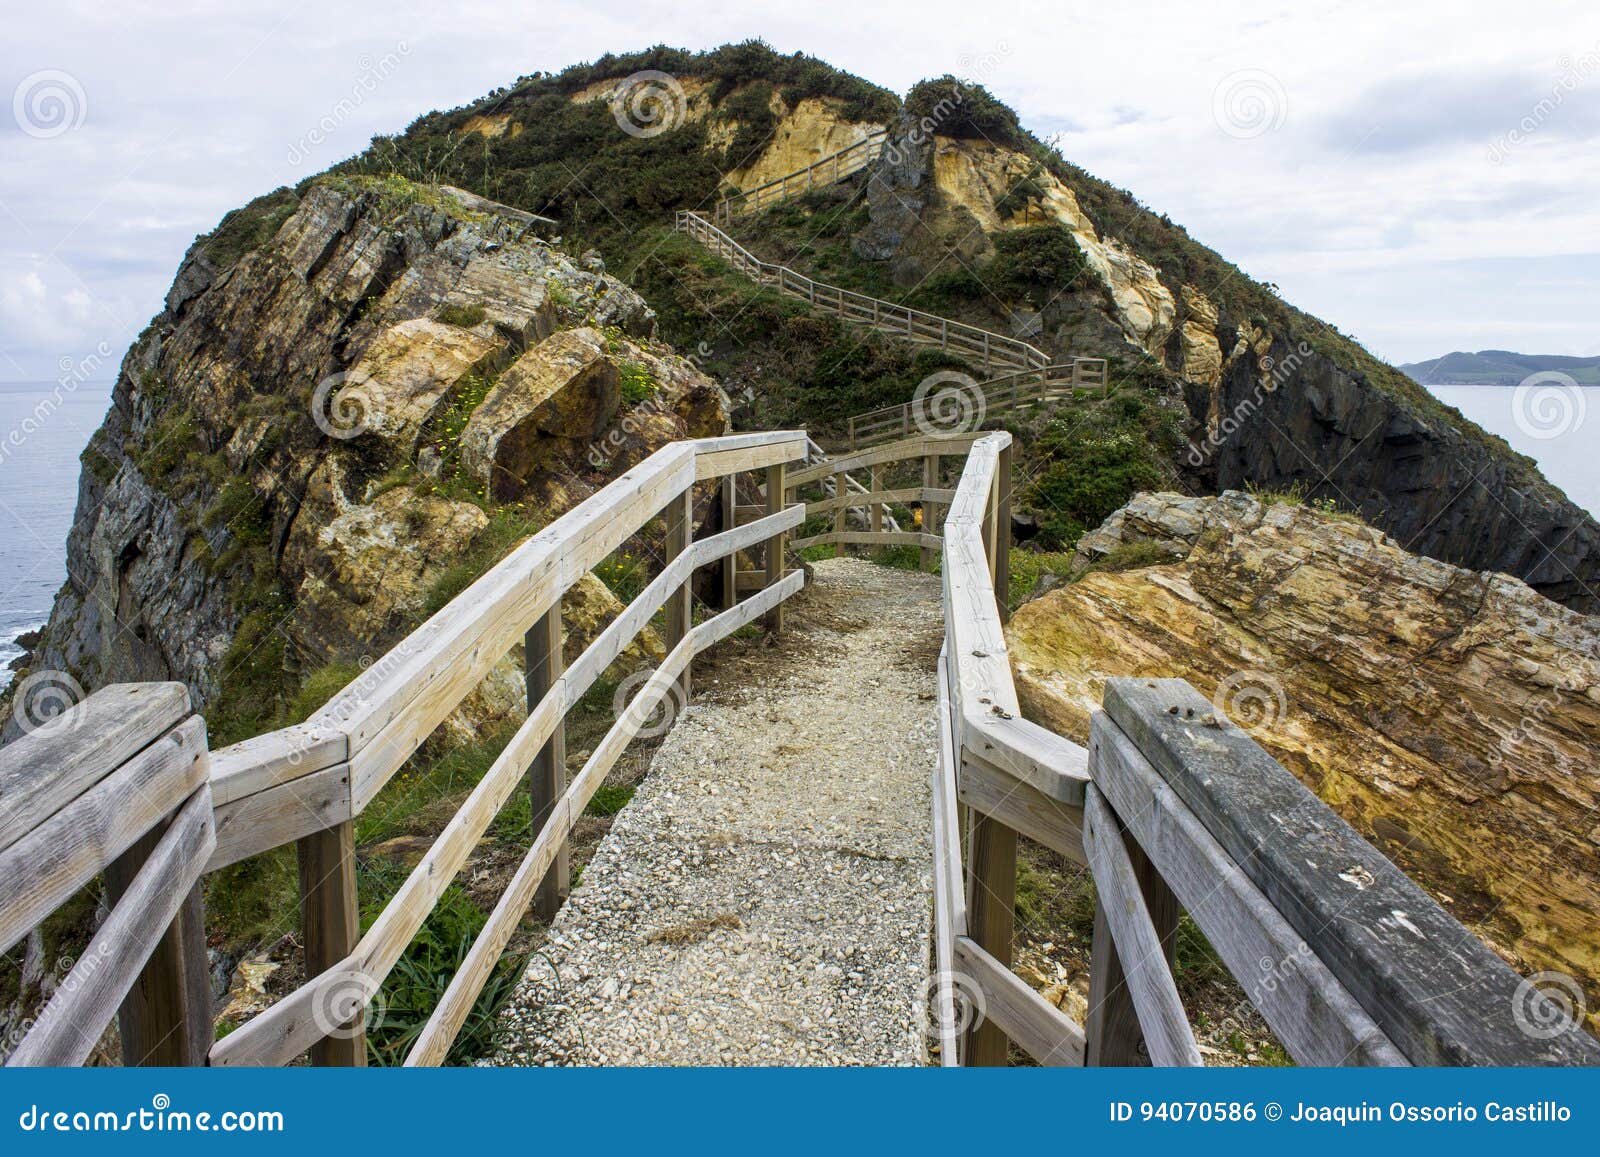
[{"x1": 490, "y1": 559, "x2": 942, "y2": 1065}]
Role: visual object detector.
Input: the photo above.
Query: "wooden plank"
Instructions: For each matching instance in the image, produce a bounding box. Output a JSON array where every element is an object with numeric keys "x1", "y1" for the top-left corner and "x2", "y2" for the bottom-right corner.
[
  {"x1": 1102, "y1": 677, "x2": 1600, "y2": 1066},
  {"x1": 663, "y1": 489, "x2": 693, "y2": 700},
  {"x1": 788, "y1": 531, "x2": 942, "y2": 551},
  {"x1": 786, "y1": 433, "x2": 985, "y2": 488},
  {"x1": 931, "y1": 650, "x2": 966, "y2": 1066},
  {"x1": 9, "y1": 788, "x2": 214, "y2": 1067},
  {"x1": 105, "y1": 802, "x2": 212, "y2": 1067},
  {"x1": 963, "y1": 713, "x2": 1088, "y2": 805},
  {"x1": 720, "y1": 477, "x2": 738, "y2": 609},
  {"x1": 300, "y1": 821, "x2": 364, "y2": 1066},
  {"x1": 1090, "y1": 712, "x2": 1407, "y2": 1066},
  {"x1": 954, "y1": 936, "x2": 1085, "y2": 1066},
  {"x1": 207, "y1": 761, "x2": 351, "y2": 872},
  {"x1": 314, "y1": 443, "x2": 698, "y2": 804},
  {"x1": 806, "y1": 483, "x2": 953, "y2": 515},
  {"x1": 764, "y1": 462, "x2": 786, "y2": 635},
  {"x1": 526, "y1": 599, "x2": 568, "y2": 922},
  {"x1": 1083, "y1": 784, "x2": 1202, "y2": 1067},
  {"x1": 691, "y1": 430, "x2": 808, "y2": 481},
  {"x1": 994, "y1": 442, "x2": 1012, "y2": 625},
  {"x1": 0, "y1": 682, "x2": 189, "y2": 855},
  {"x1": 208, "y1": 722, "x2": 347, "y2": 805},
  {"x1": 962, "y1": 806, "x2": 1017, "y2": 1066},
  {"x1": 0, "y1": 716, "x2": 207, "y2": 954},
  {"x1": 957, "y1": 753, "x2": 1086, "y2": 868}
]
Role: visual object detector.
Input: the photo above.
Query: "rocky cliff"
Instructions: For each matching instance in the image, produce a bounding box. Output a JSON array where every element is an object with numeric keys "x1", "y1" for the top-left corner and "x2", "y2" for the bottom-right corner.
[
  {"x1": 1008, "y1": 492, "x2": 1600, "y2": 1027},
  {"x1": 22, "y1": 177, "x2": 726, "y2": 741}
]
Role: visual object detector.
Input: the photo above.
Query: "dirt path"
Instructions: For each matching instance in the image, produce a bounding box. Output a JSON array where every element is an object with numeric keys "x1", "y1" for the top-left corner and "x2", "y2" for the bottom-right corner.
[{"x1": 489, "y1": 557, "x2": 942, "y2": 1065}]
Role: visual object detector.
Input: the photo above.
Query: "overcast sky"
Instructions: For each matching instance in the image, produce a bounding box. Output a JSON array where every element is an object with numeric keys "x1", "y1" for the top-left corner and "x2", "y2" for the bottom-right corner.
[{"x1": 2, "y1": 0, "x2": 1597, "y2": 381}]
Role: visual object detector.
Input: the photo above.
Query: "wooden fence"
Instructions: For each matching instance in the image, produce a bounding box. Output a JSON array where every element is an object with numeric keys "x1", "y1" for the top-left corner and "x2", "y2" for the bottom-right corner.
[
  {"x1": 1, "y1": 683, "x2": 213, "y2": 1066},
  {"x1": 844, "y1": 361, "x2": 1109, "y2": 450},
  {"x1": 675, "y1": 210, "x2": 1047, "y2": 375},
  {"x1": 715, "y1": 129, "x2": 888, "y2": 221},
  {"x1": 7, "y1": 426, "x2": 1597, "y2": 1068},
  {"x1": 927, "y1": 430, "x2": 1600, "y2": 1067},
  {"x1": 2, "y1": 431, "x2": 809, "y2": 1067}
]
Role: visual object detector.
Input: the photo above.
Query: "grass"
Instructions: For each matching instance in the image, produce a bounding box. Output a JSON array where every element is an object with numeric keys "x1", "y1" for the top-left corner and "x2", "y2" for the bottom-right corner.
[{"x1": 434, "y1": 302, "x2": 488, "y2": 328}]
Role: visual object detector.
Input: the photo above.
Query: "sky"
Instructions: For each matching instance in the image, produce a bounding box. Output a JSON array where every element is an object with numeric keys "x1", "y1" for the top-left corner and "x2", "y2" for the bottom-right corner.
[{"x1": 1, "y1": 0, "x2": 1597, "y2": 382}]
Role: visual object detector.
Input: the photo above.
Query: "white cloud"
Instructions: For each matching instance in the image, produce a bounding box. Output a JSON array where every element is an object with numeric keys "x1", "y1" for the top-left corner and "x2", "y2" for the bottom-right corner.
[{"x1": 0, "y1": 0, "x2": 1597, "y2": 376}]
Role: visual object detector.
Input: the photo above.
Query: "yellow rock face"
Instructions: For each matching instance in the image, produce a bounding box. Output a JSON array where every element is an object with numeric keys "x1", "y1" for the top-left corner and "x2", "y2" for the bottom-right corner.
[
  {"x1": 340, "y1": 317, "x2": 501, "y2": 452},
  {"x1": 928, "y1": 137, "x2": 1176, "y2": 355},
  {"x1": 1008, "y1": 492, "x2": 1600, "y2": 1028},
  {"x1": 461, "y1": 113, "x2": 522, "y2": 139},
  {"x1": 724, "y1": 97, "x2": 884, "y2": 191},
  {"x1": 1179, "y1": 285, "x2": 1224, "y2": 387}
]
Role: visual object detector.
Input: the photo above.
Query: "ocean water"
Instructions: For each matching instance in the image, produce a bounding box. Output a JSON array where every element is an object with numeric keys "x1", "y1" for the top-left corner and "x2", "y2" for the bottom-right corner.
[
  {"x1": 0, "y1": 380, "x2": 115, "y2": 687},
  {"x1": 1426, "y1": 384, "x2": 1600, "y2": 519}
]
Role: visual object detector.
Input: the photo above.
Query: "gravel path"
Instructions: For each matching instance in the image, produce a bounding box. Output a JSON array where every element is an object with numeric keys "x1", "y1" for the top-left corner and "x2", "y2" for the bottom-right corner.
[{"x1": 489, "y1": 557, "x2": 942, "y2": 1065}]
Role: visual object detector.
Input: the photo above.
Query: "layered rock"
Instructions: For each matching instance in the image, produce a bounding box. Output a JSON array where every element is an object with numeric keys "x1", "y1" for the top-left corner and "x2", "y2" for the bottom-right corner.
[
  {"x1": 22, "y1": 177, "x2": 726, "y2": 723},
  {"x1": 1009, "y1": 492, "x2": 1600, "y2": 1026},
  {"x1": 460, "y1": 328, "x2": 620, "y2": 500}
]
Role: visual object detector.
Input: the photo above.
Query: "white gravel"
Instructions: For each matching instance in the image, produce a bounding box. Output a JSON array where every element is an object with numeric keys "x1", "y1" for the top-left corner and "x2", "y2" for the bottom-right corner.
[{"x1": 489, "y1": 557, "x2": 943, "y2": 1065}]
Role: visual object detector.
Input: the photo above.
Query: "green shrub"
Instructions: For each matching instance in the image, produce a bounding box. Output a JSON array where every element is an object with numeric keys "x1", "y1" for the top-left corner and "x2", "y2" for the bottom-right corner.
[
  {"x1": 988, "y1": 225, "x2": 1088, "y2": 295},
  {"x1": 434, "y1": 302, "x2": 488, "y2": 328},
  {"x1": 1027, "y1": 392, "x2": 1183, "y2": 547},
  {"x1": 617, "y1": 359, "x2": 658, "y2": 404}
]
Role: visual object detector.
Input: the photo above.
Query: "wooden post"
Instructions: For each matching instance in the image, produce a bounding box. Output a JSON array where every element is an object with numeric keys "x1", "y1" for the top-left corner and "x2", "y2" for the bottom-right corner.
[
  {"x1": 1084, "y1": 799, "x2": 1180, "y2": 1066},
  {"x1": 719, "y1": 475, "x2": 737, "y2": 610},
  {"x1": 869, "y1": 465, "x2": 883, "y2": 537},
  {"x1": 105, "y1": 823, "x2": 210, "y2": 1066},
  {"x1": 963, "y1": 812, "x2": 1017, "y2": 1066},
  {"x1": 833, "y1": 470, "x2": 847, "y2": 549},
  {"x1": 764, "y1": 462, "x2": 786, "y2": 635},
  {"x1": 298, "y1": 821, "x2": 364, "y2": 1066},
  {"x1": 664, "y1": 488, "x2": 694, "y2": 699},
  {"x1": 526, "y1": 598, "x2": 568, "y2": 922},
  {"x1": 921, "y1": 453, "x2": 941, "y2": 571},
  {"x1": 995, "y1": 442, "x2": 1013, "y2": 624}
]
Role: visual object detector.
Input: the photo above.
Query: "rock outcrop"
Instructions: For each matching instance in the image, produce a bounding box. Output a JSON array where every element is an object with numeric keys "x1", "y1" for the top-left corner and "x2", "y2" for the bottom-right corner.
[
  {"x1": 21, "y1": 176, "x2": 727, "y2": 728},
  {"x1": 1009, "y1": 492, "x2": 1600, "y2": 1026}
]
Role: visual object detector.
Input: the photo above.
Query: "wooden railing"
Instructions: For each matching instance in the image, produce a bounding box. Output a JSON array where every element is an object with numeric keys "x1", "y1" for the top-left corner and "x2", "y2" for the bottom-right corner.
[
  {"x1": 715, "y1": 129, "x2": 888, "y2": 222},
  {"x1": 928, "y1": 432, "x2": 1600, "y2": 1066},
  {"x1": 10, "y1": 428, "x2": 1596, "y2": 1069},
  {"x1": 844, "y1": 361, "x2": 1109, "y2": 450},
  {"x1": 1, "y1": 683, "x2": 213, "y2": 1066},
  {"x1": 200, "y1": 431, "x2": 808, "y2": 1067},
  {"x1": 675, "y1": 210, "x2": 1047, "y2": 374}
]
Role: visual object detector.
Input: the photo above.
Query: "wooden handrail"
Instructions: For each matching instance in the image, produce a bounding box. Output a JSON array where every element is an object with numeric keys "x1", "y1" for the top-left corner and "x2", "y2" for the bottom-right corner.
[
  {"x1": 1, "y1": 684, "x2": 214, "y2": 1066},
  {"x1": 675, "y1": 211, "x2": 1047, "y2": 374},
  {"x1": 203, "y1": 431, "x2": 809, "y2": 1067},
  {"x1": 716, "y1": 128, "x2": 888, "y2": 221},
  {"x1": 844, "y1": 360, "x2": 1109, "y2": 450}
]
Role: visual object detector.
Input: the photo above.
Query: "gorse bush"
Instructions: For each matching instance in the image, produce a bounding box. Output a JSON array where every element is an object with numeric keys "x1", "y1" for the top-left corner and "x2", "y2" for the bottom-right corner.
[
  {"x1": 988, "y1": 225, "x2": 1089, "y2": 296},
  {"x1": 1027, "y1": 391, "x2": 1185, "y2": 547}
]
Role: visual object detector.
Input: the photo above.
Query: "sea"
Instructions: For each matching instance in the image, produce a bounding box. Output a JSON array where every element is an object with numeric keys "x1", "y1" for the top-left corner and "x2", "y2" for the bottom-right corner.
[
  {"x1": 0, "y1": 380, "x2": 1596, "y2": 692},
  {"x1": 0, "y1": 379, "x2": 115, "y2": 687}
]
